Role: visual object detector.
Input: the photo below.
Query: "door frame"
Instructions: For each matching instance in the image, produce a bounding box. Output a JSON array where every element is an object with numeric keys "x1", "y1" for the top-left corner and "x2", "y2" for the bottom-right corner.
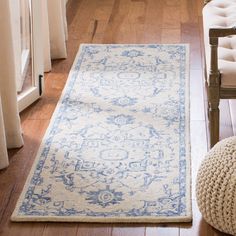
[{"x1": 17, "y1": 0, "x2": 44, "y2": 112}]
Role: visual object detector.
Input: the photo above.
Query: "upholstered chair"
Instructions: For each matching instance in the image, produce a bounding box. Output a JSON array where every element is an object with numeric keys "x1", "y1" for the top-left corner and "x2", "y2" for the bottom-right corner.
[{"x1": 203, "y1": 0, "x2": 236, "y2": 147}]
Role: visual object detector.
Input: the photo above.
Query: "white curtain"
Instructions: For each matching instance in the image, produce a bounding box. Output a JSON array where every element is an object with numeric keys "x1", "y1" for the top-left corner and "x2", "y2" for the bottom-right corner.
[
  {"x1": 0, "y1": 0, "x2": 24, "y2": 169},
  {"x1": 43, "y1": 0, "x2": 68, "y2": 72},
  {"x1": 9, "y1": 0, "x2": 22, "y2": 92},
  {"x1": 0, "y1": 0, "x2": 67, "y2": 169}
]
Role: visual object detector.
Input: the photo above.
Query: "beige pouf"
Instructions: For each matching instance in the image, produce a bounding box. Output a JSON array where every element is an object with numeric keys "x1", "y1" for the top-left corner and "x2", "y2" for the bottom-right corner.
[{"x1": 196, "y1": 136, "x2": 236, "y2": 235}]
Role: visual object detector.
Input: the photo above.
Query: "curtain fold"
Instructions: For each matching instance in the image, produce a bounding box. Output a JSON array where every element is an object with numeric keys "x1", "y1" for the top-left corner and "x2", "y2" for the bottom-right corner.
[
  {"x1": 0, "y1": 0, "x2": 67, "y2": 170},
  {"x1": 0, "y1": 0, "x2": 24, "y2": 170},
  {"x1": 9, "y1": 0, "x2": 22, "y2": 92},
  {"x1": 0, "y1": 98, "x2": 9, "y2": 169},
  {"x1": 43, "y1": 0, "x2": 68, "y2": 72}
]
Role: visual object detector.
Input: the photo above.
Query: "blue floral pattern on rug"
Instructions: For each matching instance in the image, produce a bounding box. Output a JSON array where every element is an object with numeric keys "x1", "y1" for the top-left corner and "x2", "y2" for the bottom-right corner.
[
  {"x1": 107, "y1": 115, "x2": 135, "y2": 127},
  {"x1": 12, "y1": 44, "x2": 190, "y2": 222},
  {"x1": 86, "y1": 186, "x2": 123, "y2": 208},
  {"x1": 112, "y1": 96, "x2": 137, "y2": 107}
]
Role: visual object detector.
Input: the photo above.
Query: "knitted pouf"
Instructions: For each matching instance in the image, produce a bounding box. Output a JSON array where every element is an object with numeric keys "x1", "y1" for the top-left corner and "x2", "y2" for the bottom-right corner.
[{"x1": 196, "y1": 136, "x2": 236, "y2": 235}]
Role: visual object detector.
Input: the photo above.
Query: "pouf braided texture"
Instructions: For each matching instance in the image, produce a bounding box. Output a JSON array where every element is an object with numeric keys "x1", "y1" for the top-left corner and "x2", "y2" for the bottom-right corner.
[{"x1": 196, "y1": 136, "x2": 236, "y2": 235}]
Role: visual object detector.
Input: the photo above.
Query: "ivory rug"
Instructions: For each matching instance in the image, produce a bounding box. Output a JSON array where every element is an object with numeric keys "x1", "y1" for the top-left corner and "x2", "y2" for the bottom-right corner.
[{"x1": 12, "y1": 44, "x2": 191, "y2": 222}]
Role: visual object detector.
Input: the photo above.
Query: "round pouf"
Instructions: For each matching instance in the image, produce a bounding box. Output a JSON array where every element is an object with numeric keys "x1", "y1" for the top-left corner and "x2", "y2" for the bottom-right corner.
[{"x1": 196, "y1": 136, "x2": 236, "y2": 235}]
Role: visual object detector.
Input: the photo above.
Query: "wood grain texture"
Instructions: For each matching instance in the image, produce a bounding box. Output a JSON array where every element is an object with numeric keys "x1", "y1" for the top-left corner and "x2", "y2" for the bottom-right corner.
[
  {"x1": 190, "y1": 70, "x2": 205, "y2": 121},
  {"x1": 77, "y1": 223, "x2": 112, "y2": 236},
  {"x1": 112, "y1": 225, "x2": 145, "y2": 236},
  {"x1": 146, "y1": 225, "x2": 179, "y2": 236},
  {"x1": 181, "y1": 23, "x2": 202, "y2": 70},
  {"x1": 43, "y1": 223, "x2": 78, "y2": 236},
  {"x1": 0, "y1": 0, "x2": 233, "y2": 235}
]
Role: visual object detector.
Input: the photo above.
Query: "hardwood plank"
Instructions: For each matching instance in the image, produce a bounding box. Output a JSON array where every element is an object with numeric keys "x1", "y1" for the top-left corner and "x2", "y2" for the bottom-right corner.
[
  {"x1": 77, "y1": 223, "x2": 112, "y2": 236},
  {"x1": 82, "y1": 1, "x2": 115, "y2": 43},
  {"x1": 128, "y1": 0, "x2": 146, "y2": 24},
  {"x1": 181, "y1": 23, "x2": 202, "y2": 70},
  {"x1": 68, "y1": 0, "x2": 99, "y2": 41},
  {"x1": 141, "y1": 24, "x2": 162, "y2": 43},
  {"x1": 112, "y1": 225, "x2": 145, "y2": 236},
  {"x1": 24, "y1": 73, "x2": 67, "y2": 120},
  {"x1": 91, "y1": 20, "x2": 109, "y2": 43},
  {"x1": 198, "y1": 16, "x2": 205, "y2": 60},
  {"x1": 2, "y1": 223, "x2": 45, "y2": 236},
  {"x1": 197, "y1": 0, "x2": 204, "y2": 17},
  {"x1": 66, "y1": 0, "x2": 83, "y2": 26},
  {"x1": 165, "y1": 0, "x2": 180, "y2": 6},
  {"x1": 103, "y1": 0, "x2": 131, "y2": 43},
  {"x1": 190, "y1": 121, "x2": 207, "y2": 201},
  {"x1": 190, "y1": 70, "x2": 205, "y2": 121},
  {"x1": 162, "y1": 4, "x2": 180, "y2": 29},
  {"x1": 43, "y1": 223, "x2": 78, "y2": 236},
  {"x1": 94, "y1": 0, "x2": 115, "y2": 21},
  {"x1": 180, "y1": 0, "x2": 198, "y2": 24},
  {"x1": 161, "y1": 28, "x2": 181, "y2": 43},
  {"x1": 144, "y1": 0, "x2": 163, "y2": 26},
  {"x1": 146, "y1": 225, "x2": 179, "y2": 236}
]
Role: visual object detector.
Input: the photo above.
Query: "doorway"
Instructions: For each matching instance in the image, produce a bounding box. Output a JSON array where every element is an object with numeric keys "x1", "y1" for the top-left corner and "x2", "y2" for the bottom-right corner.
[{"x1": 11, "y1": 0, "x2": 44, "y2": 112}]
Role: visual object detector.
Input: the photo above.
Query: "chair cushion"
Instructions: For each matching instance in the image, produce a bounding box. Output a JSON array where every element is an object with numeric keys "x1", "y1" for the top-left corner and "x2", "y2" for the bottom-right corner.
[{"x1": 203, "y1": 0, "x2": 236, "y2": 88}]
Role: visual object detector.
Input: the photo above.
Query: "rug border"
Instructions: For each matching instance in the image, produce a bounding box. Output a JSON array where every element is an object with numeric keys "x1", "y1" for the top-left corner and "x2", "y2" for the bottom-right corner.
[{"x1": 11, "y1": 44, "x2": 192, "y2": 223}]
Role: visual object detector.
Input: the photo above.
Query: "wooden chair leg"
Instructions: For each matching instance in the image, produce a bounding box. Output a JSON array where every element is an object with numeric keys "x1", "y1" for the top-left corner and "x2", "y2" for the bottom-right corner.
[
  {"x1": 209, "y1": 102, "x2": 219, "y2": 148},
  {"x1": 208, "y1": 36, "x2": 220, "y2": 148}
]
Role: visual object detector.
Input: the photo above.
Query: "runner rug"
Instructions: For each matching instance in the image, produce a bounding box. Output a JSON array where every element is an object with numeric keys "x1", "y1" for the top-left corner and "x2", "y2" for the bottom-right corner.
[{"x1": 12, "y1": 44, "x2": 191, "y2": 222}]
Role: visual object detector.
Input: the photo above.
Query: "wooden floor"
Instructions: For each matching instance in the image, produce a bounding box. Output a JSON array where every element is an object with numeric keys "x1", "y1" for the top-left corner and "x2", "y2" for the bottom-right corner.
[{"x1": 0, "y1": 0, "x2": 234, "y2": 235}]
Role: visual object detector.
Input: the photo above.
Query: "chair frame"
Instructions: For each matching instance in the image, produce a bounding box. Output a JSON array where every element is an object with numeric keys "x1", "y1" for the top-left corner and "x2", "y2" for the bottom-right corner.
[{"x1": 204, "y1": 1, "x2": 236, "y2": 147}]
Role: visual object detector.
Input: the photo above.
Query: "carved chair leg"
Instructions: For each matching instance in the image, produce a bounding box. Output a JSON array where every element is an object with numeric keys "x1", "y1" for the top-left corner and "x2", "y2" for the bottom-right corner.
[
  {"x1": 209, "y1": 102, "x2": 219, "y2": 148},
  {"x1": 208, "y1": 36, "x2": 220, "y2": 148}
]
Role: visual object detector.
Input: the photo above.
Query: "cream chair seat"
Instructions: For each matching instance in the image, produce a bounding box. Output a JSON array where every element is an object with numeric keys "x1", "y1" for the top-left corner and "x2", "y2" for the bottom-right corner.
[{"x1": 203, "y1": 0, "x2": 236, "y2": 147}]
